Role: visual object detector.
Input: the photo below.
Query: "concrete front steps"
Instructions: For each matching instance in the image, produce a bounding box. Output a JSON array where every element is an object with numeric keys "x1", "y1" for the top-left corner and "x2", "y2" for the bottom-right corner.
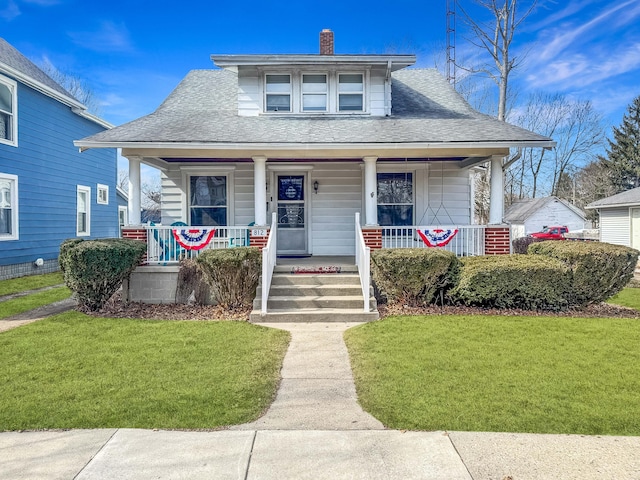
[{"x1": 250, "y1": 264, "x2": 379, "y2": 323}]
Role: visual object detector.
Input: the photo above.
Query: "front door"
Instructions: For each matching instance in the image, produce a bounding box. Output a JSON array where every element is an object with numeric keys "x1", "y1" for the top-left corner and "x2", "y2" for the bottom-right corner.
[{"x1": 276, "y1": 175, "x2": 307, "y2": 254}]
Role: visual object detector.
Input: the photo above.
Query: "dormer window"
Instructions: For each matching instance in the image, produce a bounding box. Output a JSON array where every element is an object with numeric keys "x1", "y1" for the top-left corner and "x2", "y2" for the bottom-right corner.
[
  {"x1": 338, "y1": 73, "x2": 364, "y2": 112},
  {"x1": 265, "y1": 74, "x2": 291, "y2": 112},
  {"x1": 302, "y1": 74, "x2": 327, "y2": 112}
]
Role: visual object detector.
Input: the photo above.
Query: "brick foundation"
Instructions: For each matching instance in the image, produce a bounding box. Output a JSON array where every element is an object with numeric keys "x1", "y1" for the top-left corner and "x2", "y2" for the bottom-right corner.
[
  {"x1": 484, "y1": 226, "x2": 511, "y2": 255},
  {"x1": 362, "y1": 227, "x2": 382, "y2": 250}
]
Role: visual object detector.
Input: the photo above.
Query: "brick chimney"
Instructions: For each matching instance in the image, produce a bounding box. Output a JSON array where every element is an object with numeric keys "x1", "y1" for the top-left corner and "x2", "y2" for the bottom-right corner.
[{"x1": 320, "y1": 29, "x2": 334, "y2": 55}]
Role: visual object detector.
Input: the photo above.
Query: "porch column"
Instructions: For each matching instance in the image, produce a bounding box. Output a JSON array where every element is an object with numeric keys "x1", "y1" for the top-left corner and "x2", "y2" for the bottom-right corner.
[
  {"x1": 127, "y1": 155, "x2": 142, "y2": 225},
  {"x1": 489, "y1": 155, "x2": 504, "y2": 225},
  {"x1": 253, "y1": 156, "x2": 267, "y2": 226},
  {"x1": 363, "y1": 156, "x2": 378, "y2": 226}
]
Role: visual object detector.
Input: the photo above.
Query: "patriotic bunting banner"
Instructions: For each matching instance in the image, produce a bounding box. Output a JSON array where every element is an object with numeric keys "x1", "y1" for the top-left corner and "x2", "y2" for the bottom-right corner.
[
  {"x1": 172, "y1": 228, "x2": 216, "y2": 250},
  {"x1": 417, "y1": 228, "x2": 459, "y2": 247}
]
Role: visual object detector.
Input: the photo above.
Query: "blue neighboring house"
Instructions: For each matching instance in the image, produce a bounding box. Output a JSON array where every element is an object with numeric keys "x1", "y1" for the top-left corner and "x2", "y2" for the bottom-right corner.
[{"x1": 0, "y1": 38, "x2": 117, "y2": 280}]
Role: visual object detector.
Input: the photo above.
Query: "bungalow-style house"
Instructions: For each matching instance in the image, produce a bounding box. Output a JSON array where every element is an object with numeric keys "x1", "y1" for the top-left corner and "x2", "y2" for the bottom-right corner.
[
  {"x1": 0, "y1": 38, "x2": 116, "y2": 280},
  {"x1": 586, "y1": 187, "x2": 640, "y2": 250},
  {"x1": 75, "y1": 31, "x2": 553, "y2": 318},
  {"x1": 505, "y1": 196, "x2": 588, "y2": 239}
]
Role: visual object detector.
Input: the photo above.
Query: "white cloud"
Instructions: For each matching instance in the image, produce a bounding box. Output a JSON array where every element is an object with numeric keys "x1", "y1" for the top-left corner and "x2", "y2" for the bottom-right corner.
[
  {"x1": 0, "y1": 0, "x2": 20, "y2": 21},
  {"x1": 68, "y1": 21, "x2": 134, "y2": 53}
]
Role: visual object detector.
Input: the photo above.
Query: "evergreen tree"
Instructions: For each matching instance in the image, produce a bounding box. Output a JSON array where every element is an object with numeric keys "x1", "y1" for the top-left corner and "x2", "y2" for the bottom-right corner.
[{"x1": 604, "y1": 95, "x2": 640, "y2": 191}]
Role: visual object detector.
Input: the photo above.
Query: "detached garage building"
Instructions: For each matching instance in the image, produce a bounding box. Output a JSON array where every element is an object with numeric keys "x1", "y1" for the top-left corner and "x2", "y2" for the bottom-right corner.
[{"x1": 586, "y1": 187, "x2": 640, "y2": 250}]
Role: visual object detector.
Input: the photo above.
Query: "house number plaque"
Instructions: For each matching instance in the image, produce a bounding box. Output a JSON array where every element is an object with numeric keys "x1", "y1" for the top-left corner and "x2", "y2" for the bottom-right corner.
[{"x1": 251, "y1": 229, "x2": 267, "y2": 236}]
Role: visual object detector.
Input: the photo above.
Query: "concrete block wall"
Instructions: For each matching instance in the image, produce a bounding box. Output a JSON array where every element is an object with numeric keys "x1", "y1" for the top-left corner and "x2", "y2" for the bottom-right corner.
[
  {"x1": 0, "y1": 258, "x2": 60, "y2": 281},
  {"x1": 124, "y1": 266, "x2": 180, "y2": 304}
]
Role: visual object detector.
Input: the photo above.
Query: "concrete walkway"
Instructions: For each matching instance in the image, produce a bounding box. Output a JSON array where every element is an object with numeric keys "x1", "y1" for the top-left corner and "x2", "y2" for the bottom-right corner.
[
  {"x1": 2, "y1": 321, "x2": 640, "y2": 478},
  {"x1": 0, "y1": 297, "x2": 76, "y2": 333},
  {"x1": 232, "y1": 322, "x2": 383, "y2": 430}
]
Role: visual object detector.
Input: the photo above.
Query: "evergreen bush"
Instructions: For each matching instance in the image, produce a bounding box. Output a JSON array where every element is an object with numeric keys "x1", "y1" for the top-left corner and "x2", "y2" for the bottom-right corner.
[
  {"x1": 196, "y1": 247, "x2": 261, "y2": 308},
  {"x1": 59, "y1": 238, "x2": 146, "y2": 311},
  {"x1": 370, "y1": 248, "x2": 460, "y2": 306},
  {"x1": 450, "y1": 255, "x2": 571, "y2": 310},
  {"x1": 529, "y1": 241, "x2": 639, "y2": 306}
]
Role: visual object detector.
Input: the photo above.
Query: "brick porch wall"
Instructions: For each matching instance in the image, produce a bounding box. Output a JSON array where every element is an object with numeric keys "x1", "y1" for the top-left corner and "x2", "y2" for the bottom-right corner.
[
  {"x1": 484, "y1": 226, "x2": 511, "y2": 255},
  {"x1": 122, "y1": 226, "x2": 148, "y2": 263},
  {"x1": 362, "y1": 227, "x2": 382, "y2": 250}
]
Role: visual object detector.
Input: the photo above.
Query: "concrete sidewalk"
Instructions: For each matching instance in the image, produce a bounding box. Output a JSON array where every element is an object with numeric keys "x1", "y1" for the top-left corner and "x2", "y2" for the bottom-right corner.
[
  {"x1": 2, "y1": 428, "x2": 639, "y2": 479},
  {"x1": 2, "y1": 322, "x2": 639, "y2": 479}
]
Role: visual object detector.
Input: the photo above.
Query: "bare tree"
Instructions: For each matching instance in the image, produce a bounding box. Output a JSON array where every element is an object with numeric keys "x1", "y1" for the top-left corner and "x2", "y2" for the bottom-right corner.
[
  {"x1": 117, "y1": 170, "x2": 129, "y2": 191},
  {"x1": 38, "y1": 58, "x2": 102, "y2": 115},
  {"x1": 457, "y1": 0, "x2": 537, "y2": 121}
]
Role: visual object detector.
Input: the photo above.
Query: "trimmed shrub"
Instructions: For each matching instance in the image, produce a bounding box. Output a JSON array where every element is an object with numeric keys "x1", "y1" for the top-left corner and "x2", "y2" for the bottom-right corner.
[
  {"x1": 196, "y1": 247, "x2": 261, "y2": 308},
  {"x1": 175, "y1": 258, "x2": 210, "y2": 305},
  {"x1": 59, "y1": 238, "x2": 146, "y2": 311},
  {"x1": 512, "y1": 236, "x2": 545, "y2": 254},
  {"x1": 371, "y1": 248, "x2": 460, "y2": 306},
  {"x1": 529, "y1": 241, "x2": 639, "y2": 306},
  {"x1": 450, "y1": 255, "x2": 571, "y2": 310}
]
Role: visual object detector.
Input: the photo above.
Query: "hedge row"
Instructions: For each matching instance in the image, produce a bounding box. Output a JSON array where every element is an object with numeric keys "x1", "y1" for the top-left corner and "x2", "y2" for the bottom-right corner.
[{"x1": 371, "y1": 241, "x2": 639, "y2": 311}]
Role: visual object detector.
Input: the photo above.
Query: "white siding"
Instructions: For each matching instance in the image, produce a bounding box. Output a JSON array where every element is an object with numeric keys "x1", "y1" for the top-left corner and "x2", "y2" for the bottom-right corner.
[
  {"x1": 237, "y1": 68, "x2": 261, "y2": 117},
  {"x1": 424, "y1": 163, "x2": 472, "y2": 225},
  {"x1": 523, "y1": 202, "x2": 587, "y2": 234},
  {"x1": 310, "y1": 163, "x2": 362, "y2": 256},
  {"x1": 600, "y1": 207, "x2": 630, "y2": 246},
  {"x1": 161, "y1": 163, "x2": 255, "y2": 226},
  {"x1": 369, "y1": 69, "x2": 386, "y2": 116}
]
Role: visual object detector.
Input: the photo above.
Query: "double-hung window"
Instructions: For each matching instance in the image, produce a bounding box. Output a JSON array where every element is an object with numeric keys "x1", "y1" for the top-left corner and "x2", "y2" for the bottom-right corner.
[
  {"x1": 189, "y1": 175, "x2": 227, "y2": 226},
  {"x1": 377, "y1": 173, "x2": 413, "y2": 226},
  {"x1": 77, "y1": 185, "x2": 91, "y2": 236},
  {"x1": 0, "y1": 76, "x2": 17, "y2": 146},
  {"x1": 97, "y1": 184, "x2": 109, "y2": 204},
  {"x1": 302, "y1": 74, "x2": 327, "y2": 112},
  {"x1": 338, "y1": 73, "x2": 364, "y2": 112},
  {"x1": 265, "y1": 74, "x2": 291, "y2": 112},
  {"x1": 0, "y1": 173, "x2": 18, "y2": 240}
]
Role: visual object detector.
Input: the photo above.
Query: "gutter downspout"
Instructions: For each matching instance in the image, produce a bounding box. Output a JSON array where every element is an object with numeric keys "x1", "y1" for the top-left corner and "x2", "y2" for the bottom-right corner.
[{"x1": 384, "y1": 60, "x2": 392, "y2": 116}]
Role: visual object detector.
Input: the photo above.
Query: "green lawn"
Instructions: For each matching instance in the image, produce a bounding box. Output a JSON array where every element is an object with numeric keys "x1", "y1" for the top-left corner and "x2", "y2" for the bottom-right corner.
[
  {"x1": 608, "y1": 287, "x2": 640, "y2": 310},
  {"x1": 0, "y1": 272, "x2": 64, "y2": 296},
  {"x1": 0, "y1": 312, "x2": 290, "y2": 430},
  {"x1": 0, "y1": 286, "x2": 72, "y2": 320},
  {"x1": 345, "y1": 315, "x2": 640, "y2": 436}
]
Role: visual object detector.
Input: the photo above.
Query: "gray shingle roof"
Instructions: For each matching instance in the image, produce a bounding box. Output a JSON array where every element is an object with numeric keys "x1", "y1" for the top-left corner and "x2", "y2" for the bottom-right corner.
[
  {"x1": 505, "y1": 196, "x2": 586, "y2": 223},
  {"x1": 79, "y1": 68, "x2": 552, "y2": 146},
  {"x1": 586, "y1": 187, "x2": 640, "y2": 209},
  {"x1": 0, "y1": 37, "x2": 75, "y2": 100}
]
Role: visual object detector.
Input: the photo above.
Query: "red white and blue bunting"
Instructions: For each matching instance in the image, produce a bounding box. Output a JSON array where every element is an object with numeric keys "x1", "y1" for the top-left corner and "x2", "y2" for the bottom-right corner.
[
  {"x1": 417, "y1": 228, "x2": 459, "y2": 247},
  {"x1": 172, "y1": 228, "x2": 216, "y2": 250}
]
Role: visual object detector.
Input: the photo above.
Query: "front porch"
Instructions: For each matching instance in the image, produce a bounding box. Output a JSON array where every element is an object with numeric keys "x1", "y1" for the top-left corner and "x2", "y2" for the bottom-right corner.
[{"x1": 121, "y1": 217, "x2": 511, "y2": 319}]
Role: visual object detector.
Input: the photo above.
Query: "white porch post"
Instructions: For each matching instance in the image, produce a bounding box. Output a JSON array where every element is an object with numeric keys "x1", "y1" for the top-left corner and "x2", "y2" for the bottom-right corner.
[
  {"x1": 489, "y1": 155, "x2": 504, "y2": 224},
  {"x1": 127, "y1": 155, "x2": 142, "y2": 225},
  {"x1": 253, "y1": 156, "x2": 267, "y2": 226},
  {"x1": 363, "y1": 156, "x2": 378, "y2": 226}
]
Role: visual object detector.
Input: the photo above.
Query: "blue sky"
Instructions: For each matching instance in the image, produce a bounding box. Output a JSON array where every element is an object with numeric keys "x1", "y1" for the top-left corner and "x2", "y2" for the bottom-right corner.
[{"x1": 2, "y1": 0, "x2": 639, "y2": 176}]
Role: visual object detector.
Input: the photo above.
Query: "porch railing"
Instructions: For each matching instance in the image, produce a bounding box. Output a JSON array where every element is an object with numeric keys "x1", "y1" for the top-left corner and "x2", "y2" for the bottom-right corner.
[
  {"x1": 382, "y1": 225, "x2": 486, "y2": 256},
  {"x1": 355, "y1": 213, "x2": 371, "y2": 312},
  {"x1": 144, "y1": 225, "x2": 252, "y2": 265},
  {"x1": 261, "y1": 212, "x2": 278, "y2": 316}
]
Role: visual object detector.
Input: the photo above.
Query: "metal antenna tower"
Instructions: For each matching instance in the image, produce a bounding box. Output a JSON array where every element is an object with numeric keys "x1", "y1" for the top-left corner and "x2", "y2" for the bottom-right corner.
[{"x1": 446, "y1": 0, "x2": 456, "y2": 85}]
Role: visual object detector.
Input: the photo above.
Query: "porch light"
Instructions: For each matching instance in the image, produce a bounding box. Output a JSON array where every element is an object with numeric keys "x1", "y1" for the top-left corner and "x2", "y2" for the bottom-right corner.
[{"x1": 313, "y1": 180, "x2": 319, "y2": 194}]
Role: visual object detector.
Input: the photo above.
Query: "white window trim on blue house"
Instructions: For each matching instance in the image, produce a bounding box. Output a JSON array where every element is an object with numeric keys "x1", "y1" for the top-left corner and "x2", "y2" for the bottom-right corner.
[
  {"x1": 77, "y1": 185, "x2": 91, "y2": 236},
  {"x1": 0, "y1": 74, "x2": 18, "y2": 147},
  {"x1": 0, "y1": 172, "x2": 18, "y2": 241},
  {"x1": 97, "y1": 183, "x2": 109, "y2": 205}
]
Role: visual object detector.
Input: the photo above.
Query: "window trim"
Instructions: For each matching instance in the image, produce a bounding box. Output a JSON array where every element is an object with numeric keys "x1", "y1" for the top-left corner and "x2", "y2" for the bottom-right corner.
[
  {"x1": 182, "y1": 168, "x2": 236, "y2": 226},
  {"x1": 77, "y1": 185, "x2": 91, "y2": 236},
  {"x1": 262, "y1": 70, "x2": 368, "y2": 115},
  {"x1": 265, "y1": 73, "x2": 292, "y2": 113},
  {"x1": 97, "y1": 183, "x2": 109, "y2": 205},
  {"x1": 301, "y1": 73, "x2": 328, "y2": 113},
  {"x1": 338, "y1": 72, "x2": 365, "y2": 112},
  {"x1": 0, "y1": 74, "x2": 18, "y2": 147},
  {"x1": 376, "y1": 172, "x2": 415, "y2": 227},
  {"x1": 0, "y1": 172, "x2": 18, "y2": 241},
  {"x1": 118, "y1": 205, "x2": 128, "y2": 236}
]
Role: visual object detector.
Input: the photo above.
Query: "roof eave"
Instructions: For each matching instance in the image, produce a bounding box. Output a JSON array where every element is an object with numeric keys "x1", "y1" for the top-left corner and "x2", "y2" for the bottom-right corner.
[
  {"x1": 211, "y1": 54, "x2": 416, "y2": 71},
  {"x1": 74, "y1": 139, "x2": 555, "y2": 153},
  {"x1": 585, "y1": 202, "x2": 640, "y2": 210}
]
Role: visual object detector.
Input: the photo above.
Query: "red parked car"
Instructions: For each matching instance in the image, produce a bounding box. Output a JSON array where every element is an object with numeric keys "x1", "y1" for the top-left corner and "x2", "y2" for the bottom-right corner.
[{"x1": 529, "y1": 226, "x2": 569, "y2": 240}]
